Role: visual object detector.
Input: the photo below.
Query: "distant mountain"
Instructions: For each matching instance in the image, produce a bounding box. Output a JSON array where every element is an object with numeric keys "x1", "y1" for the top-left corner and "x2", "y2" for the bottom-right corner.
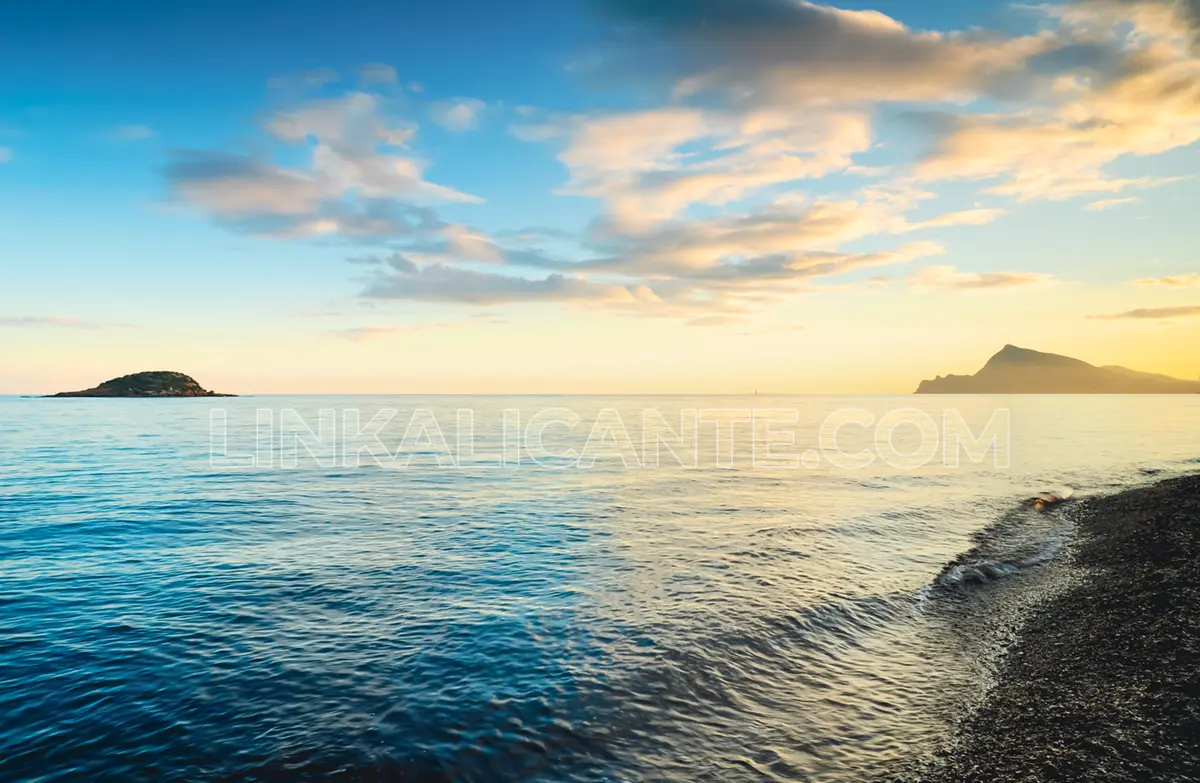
[
  {"x1": 51, "y1": 371, "x2": 234, "y2": 397},
  {"x1": 916, "y1": 345, "x2": 1200, "y2": 394}
]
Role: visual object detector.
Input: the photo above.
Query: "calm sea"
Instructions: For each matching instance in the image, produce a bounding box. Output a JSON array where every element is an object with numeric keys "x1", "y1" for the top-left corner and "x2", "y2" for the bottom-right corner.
[{"x1": 2, "y1": 395, "x2": 1198, "y2": 782}]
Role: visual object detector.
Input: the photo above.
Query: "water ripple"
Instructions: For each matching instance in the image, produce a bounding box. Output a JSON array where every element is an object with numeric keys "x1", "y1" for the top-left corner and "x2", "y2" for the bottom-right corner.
[{"x1": 3, "y1": 395, "x2": 1200, "y2": 781}]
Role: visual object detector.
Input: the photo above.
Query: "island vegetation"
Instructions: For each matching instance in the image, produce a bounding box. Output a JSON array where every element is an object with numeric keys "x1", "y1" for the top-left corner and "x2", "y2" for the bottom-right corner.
[{"x1": 50, "y1": 371, "x2": 234, "y2": 398}]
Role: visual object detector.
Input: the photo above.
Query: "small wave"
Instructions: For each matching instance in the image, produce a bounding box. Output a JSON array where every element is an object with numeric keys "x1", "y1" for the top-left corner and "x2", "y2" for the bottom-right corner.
[
  {"x1": 936, "y1": 534, "x2": 1067, "y2": 587},
  {"x1": 933, "y1": 491, "x2": 1075, "y2": 589}
]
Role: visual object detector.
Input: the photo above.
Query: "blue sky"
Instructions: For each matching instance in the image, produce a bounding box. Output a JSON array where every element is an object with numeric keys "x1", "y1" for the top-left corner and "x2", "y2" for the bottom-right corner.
[{"x1": 2, "y1": 0, "x2": 1198, "y2": 393}]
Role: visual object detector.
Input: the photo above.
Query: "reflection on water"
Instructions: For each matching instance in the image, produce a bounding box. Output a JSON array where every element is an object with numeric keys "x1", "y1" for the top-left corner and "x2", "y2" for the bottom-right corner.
[{"x1": 1, "y1": 395, "x2": 1197, "y2": 782}]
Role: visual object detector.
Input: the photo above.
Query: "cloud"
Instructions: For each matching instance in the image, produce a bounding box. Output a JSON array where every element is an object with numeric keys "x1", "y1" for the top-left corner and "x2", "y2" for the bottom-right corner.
[
  {"x1": 166, "y1": 151, "x2": 328, "y2": 229},
  {"x1": 360, "y1": 63, "x2": 398, "y2": 86},
  {"x1": 916, "y1": 1, "x2": 1200, "y2": 201},
  {"x1": 328, "y1": 103, "x2": 994, "y2": 321},
  {"x1": 332, "y1": 318, "x2": 492, "y2": 341},
  {"x1": 519, "y1": 106, "x2": 873, "y2": 227},
  {"x1": 670, "y1": 242, "x2": 944, "y2": 291},
  {"x1": 687, "y1": 315, "x2": 745, "y2": 327},
  {"x1": 572, "y1": 0, "x2": 1200, "y2": 209},
  {"x1": 166, "y1": 90, "x2": 480, "y2": 240},
  {"x1": 578, "y1": 188, "x2": 978, "y2": 278},
  {"x1": 494, "y1": 225, "x2": 580, "y2": 244},
  {"x1": 903, "y1": 208, "x2": 1008, "y2": 231},
  {"x1": 908, "y1": 265, "x2": 1056, "y2": 291},
  {"x1": 1086, "y1": 196, "x2": 1142, "y2": 210},
  {"x1": 344, "y1": 252, "x2": 424, "y2": 272},
  {"x1": 0, "y1": 316, "x2": 116, "y2": 329},
  {"x1": 1091, "y1": 304, "x2": 1200, "y2": 319},
  {"x1": 162, "y1": 6, "x2": 1200, "y2": 330},
  {"x1": 354, "y1": 190, "x2": 954, "y2": 318},
  {"x1": 363, "y1": 264, "x2": 619, "y2": 305},
  {"x1": 1131, "y1": 272, "x2": 1200, "y2": 286},
  {"x1": 430, "y1": 98, "x2": 487, "y2": 131},
  {"x1": 342, "y1": 183, "x2": 994, "y2": 319},
  {"x1": 345, "y1": 226, "x2": 570, "y2": 271},
  {"x1": 110, "y1": 124, "x2": 155, "y2": 141},
  {"x1": 264, "y1": 92, "x2": 417, "y2": 149},
  {"x1": 513, "y1": 0, "x2": 1115, "y2": 246},
  {"x1": 0, "y1": 147, "x2": 10, "y2": 163},
  {"x1": 589, "y1": 0, "x2": 1054, "y2": 105}
]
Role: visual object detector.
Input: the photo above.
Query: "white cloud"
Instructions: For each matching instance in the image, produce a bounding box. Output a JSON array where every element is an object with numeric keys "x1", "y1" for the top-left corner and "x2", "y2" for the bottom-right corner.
[
  {"x1": 567, "y1": 0, "x2": 1200, "y2": 215},
  {"x1": 1131, "y1": 272, "x2": 1200, "y2": 286},
  {"x1": 364, "y1": 264, "x2": 618, "y2": 305},
  {"x1": 518, "y1": 106, "x2": 872, "y2": 227},
  {"x1": 356, "y1": 189, "x2": 966, "y2": 318},
  {"x1": 332, "y1": 318, "x2": 491, "y2": 341},
  {"x1": 917, "y1": 1, "x2": 1200, "y2": 201},
  {"x1": 1091, "y1": 304, "x2": 1200, "y2": 319},
  {"x1": 430, "y1": 98, "x2": 487, "y2": 131},
  {"x1": 168, "y1": 152, "x2": 326, "y2": 220},
  {"x1": 908, "y1": 265, "x2": 1056, "y2": 292},
  {"x1": 360, "y1": 63, "x2": 398, "y2": 86},
  {"x1": 1086, "y1": 196, "x2": 1142, "y2": 210},
  {"x1": 265, "y1": 92, "x2": 416, "y2": 149},
  {"x1": 580, "y1": 187, "x2": 991, "y2": 278},
  {"x1": 902, "y1": 208, "x2": 1008, "y2": 231},
  {"x1": 168, "y1": 89, "x2": 480, "y2": 240},
  {"x1": 0, "y1": 316, "x2": 125, "y2": 329},
  {"x1": 0, "y1": 147, "x2": 11, "y2": 163},
  {"x1": 495, "y1": 0, "x2": 1198, "y2": 326},
  {"x1": 166, "y1": 4, "x2": 1200, "y2": 328}
]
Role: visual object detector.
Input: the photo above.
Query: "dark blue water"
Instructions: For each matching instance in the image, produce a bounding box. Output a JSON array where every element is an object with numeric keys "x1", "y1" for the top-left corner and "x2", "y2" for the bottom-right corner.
[{"x1": 3, "y1": 396, "x2": 1198, "y2": 781}]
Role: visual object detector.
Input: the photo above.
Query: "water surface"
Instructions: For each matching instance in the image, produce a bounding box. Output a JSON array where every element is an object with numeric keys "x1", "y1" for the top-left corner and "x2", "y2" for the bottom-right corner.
[{"x1": 1, "y1": 395, "x2": 1197, "y2": 781}]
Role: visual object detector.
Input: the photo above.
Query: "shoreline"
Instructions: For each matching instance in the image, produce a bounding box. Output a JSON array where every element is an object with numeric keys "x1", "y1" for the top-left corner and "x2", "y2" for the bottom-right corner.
[{"x1": 915, "y1": 473, "x2": 1200, "y2": 782}]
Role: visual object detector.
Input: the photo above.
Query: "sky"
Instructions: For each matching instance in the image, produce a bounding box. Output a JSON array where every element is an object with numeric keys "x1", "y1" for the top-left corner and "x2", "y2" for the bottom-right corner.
[{"x1": 2, "y1": 0, "x2": 1199, "y2": 394}]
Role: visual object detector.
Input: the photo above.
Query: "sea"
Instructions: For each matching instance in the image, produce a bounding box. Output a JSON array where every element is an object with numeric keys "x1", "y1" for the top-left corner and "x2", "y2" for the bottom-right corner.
[{"x1": 1, "y1": 394, "x2": 1198, "y2": 782}]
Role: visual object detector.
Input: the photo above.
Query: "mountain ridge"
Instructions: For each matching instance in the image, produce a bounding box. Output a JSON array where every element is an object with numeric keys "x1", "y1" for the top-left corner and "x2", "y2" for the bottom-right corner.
[{"x1": 916, "y1": 346, "x2": 1200, "y2": 394}]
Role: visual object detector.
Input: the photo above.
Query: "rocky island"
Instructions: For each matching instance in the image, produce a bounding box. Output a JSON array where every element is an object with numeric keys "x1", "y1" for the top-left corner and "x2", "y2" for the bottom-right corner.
[
  {"x1": 50, "y1": 371, "x2": 234, "y2": 397},
  {"x1": 916, "y1": 345, "x2": 1200, "y2": 394}
]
